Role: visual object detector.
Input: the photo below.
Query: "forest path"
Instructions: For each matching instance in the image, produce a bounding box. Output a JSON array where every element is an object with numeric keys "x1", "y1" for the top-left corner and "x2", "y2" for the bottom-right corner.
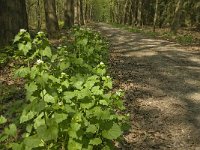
[{"x1": 91, "y1": 23, "x2": 200, "y2": 149}]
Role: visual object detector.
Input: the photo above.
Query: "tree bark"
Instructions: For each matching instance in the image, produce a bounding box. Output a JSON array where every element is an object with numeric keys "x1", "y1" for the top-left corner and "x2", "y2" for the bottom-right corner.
[
  {"x1": 64, "y1": 0, "x2": 74, "y2": 29},
  {"x1": 153, "y1": 0, "x2": 159, "y2": 32},
  {"x1": 80, "y1": 0, "x2": 85, "y2": 25},
  {"x1": 0, "y1": 0, "x2": 28, "y2": 46},
  {"x1": 137, "y1": 0, "x2": 142, "y2": 26},
  {"x1": 171, "y1": 0, "x2": 184, "y2": 34},
  {"x1": 43, "y1": 0, "x2": 59, "y2": 37}
]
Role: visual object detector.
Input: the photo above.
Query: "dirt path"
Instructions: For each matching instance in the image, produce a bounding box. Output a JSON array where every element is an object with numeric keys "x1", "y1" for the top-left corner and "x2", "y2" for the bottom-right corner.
[{"x1": 92, "y1": 23, "x2": 200, "y2": 149}]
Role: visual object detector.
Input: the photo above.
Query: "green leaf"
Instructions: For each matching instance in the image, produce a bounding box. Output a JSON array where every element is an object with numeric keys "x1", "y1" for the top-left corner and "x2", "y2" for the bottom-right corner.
[
  {"x1": 42, "y1": 46, "x2": 52, "y2": 58},
  {"x1": 91, "y1": 86, "x2": 103, "y2": 95},
  {"x1": 77, "y1": 88, "x2": 90, "y2": 100},
  {"x1": 102, "y1": 123, "x2": 122, "y2": 140},
  {"x1": 37, "y1": 119, "x2": 58, "y2": 141},
  {"x1": 23, "y1": 135, "x2": 42, "y2": 149},
  {"x1": 62, "y1": 80, "x2": 69, "y2": 88},
  {"x1": 86, "y1": 124, "x2": 98, "y2": 133},
  {"x1": 78, "y1": 38, "x2": 88, "y2": 46},
  {"x1": 34, "y1": 113, "x2": 45, "y2": 129},
  {"x1": 63, "y1": 91, "x2": 76, "y2": 103},
  {"x1": 74, "y1": 81, "x2": 84, "y2": 90},
  {"x1": 60, "y1": 61, "x2": 70, "y2": 70},
  {"x1": 99, "y1": 100, "x2": 108, "y2": 106},
  {"x1": 20, "y1": 110, "x2": 36, "y2": 123},
  {"x1": 68, "y1": 138, "x2": 82, "y2": 150},
  {"x1": 4, "y1": 124, "x2": 17, "y2": 137},
  {"x1": 10, "y1": 143, "x2": 23, "y2": 150},
  {"x1": 68, "y1": 123, "x2": 81, "y2": 139},
  {"x1": 44, "y1": 93, "x2": 56, "y2": 103},
  {"x1": 18, "y1": 42, "x2": 32, "y2": 55},
  {"x1": 15, "y1": 67, "x2": 30, "y2": 78},
  {"x1": 25, "y1": 82, "x2": 38, "y2": 99},
  {"x1": 89, "y1": 138, "x2": 102, "y2": 145},
  {"x1": 14, "y1": 34, "x2": 21, "y2": 43},
  {"x1": 0, "y1": 115, "x2": 7, "y2": 124},
  {"x1": 54, "y1": 113, "x2": 68, "y2": 123}
]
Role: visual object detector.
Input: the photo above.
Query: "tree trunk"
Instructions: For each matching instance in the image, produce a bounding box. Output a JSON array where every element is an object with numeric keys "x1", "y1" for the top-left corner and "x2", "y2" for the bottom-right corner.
[
  {"x1": 153, "y1": 0, "x2": 159, "y2": 32},
  {"x1": 43, "y1": 0, "x2": 59, "y2": 37},
  {"x1": 0, "y1": 0, "x2": 28, "y2": 46},
  {"x1": 137, "y1": 0, "x2": 142, "y2": 26},
  {"x1": 171, "y1": 0, "x2": 184, "y2": 34},
  {"x1": 64, "y1": 0, "x2": 74, "y2": 29},
  {"x1": 74, "y1": 0, "x2": 79, "y2": 25},
  {"x1": 36, "y1": 0, "x2": 41, "y2": 31},
  {"x1": 80, "y1": 0, "x2": 85, "y2": 25}
]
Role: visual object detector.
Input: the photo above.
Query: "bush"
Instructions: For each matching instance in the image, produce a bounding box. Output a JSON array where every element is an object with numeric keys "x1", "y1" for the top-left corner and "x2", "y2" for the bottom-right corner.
[{"x1": 0, "y1": 28, "x2": 129, "y2": 150}]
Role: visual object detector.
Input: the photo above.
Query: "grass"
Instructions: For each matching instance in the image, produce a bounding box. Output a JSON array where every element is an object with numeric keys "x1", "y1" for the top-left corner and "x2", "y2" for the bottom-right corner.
[{"x1": 110, "y1": 23, "x2": 199, "y2": 45}]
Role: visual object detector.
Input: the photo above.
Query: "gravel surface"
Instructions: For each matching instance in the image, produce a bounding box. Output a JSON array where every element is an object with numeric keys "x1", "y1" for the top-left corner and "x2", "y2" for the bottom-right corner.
[{"x1": 92, "y1": 23, "x2": 200, "y2": 150}]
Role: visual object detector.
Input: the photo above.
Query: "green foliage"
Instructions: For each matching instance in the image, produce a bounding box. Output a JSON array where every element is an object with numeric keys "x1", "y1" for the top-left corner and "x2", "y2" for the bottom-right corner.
[
  {"x1": 175, "y1": 35, "x2": 194, "y2": 45},
  {"x1": 1, "y1": 28, "x2": 129, "y2": 149}
]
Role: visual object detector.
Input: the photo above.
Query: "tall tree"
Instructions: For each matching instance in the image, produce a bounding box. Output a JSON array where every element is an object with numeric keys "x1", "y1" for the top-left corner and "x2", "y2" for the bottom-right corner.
[
  {"x1": 171, "y1": 0, "x2": 184, "y2": 34},
  {"x1": 43, "y1": 0, "x2": 59, "y2": 37},
  {"x1": 0, "y1": 0, "x2": 28, "y2": 46},
  {"x1": 64, "y1": 0, "x2": 74, "y2": 29},
  {"x1": 153, "y1": 0, "x2": 159, "y2": 32},
  {"x1": 80, "y1": 0, "x2": 85, "y2": 25}
]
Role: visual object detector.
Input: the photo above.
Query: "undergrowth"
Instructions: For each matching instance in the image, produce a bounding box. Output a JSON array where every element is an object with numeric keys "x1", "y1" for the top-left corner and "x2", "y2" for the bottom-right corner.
[
  {"x1": 111, "y1": 23, "x2": 198, "y2": 45},
  {"x1": 0, "y1": 27, "x2": 129, "y2": 150}
]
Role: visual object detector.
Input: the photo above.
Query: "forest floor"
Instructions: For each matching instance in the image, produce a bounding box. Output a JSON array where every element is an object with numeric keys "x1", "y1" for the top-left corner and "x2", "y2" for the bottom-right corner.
[{"x1": 90, "y1": 23, "x2": 200, "y2": 150}]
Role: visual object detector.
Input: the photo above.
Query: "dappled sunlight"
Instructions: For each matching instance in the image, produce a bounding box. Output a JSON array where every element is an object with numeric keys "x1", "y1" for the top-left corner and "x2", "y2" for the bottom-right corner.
[
  {"x1": 93, "y1": 23, "x2": 200, "y2": 149},
  {"x1": 187, "y1": 93, "x2": 200, "y2": 101}
]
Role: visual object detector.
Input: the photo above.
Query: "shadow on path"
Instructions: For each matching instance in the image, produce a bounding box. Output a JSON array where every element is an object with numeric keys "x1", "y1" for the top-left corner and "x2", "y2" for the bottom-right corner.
[{"x1": 91, "y1": 23, "x2": 200, "y2": 149}]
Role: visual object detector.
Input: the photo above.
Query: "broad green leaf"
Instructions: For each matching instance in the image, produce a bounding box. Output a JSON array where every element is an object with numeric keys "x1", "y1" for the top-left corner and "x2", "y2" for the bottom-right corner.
[
  {"x1": 11, "y1": 143, "x2": 23, "y2": 150},
  {"x1": 42, "y1": 46, "x2": 52, "y2": 58},
  {"x1": 14, "y1": 34, "x2": 21, "y2": 43},
  {"x1": 77, "y1": 88, "x2": 90, "y2": 100},
  {"x1": 49, "y1": 75, "x2": 60, "y2": 83},
  {"x1": 89, "y1": 138, "x2": 102, "y2": 145},
  {"x1": 73, "y1": 80, "x2": 84, "y2": 90},
  {"x1": 34, "y1": 113, "x2": 45, "y2": 129},
  {"x1": 102, "y1": 123, "x2": 122, "y2": 140},
  {"x1": 86, "y1": 124, "x2": 98, "y2": 133},
  {"x1": 78, "y1": 38, "x2": 88, "y2": 46},
  {"x1": 20, "y1": 110, "x2": 36, "y2": 123},
  {"x1": 4, "y1": 124, "x2": 17, "y2": 137},
  {"x1": 44, "y1": 93, "x2": 56, "y2": 103},
  {"x1": 68, "y1": 123, "x2": 81, "y2": 139},
  {"x1": 25, "y1": 82, "x2": 38, "y2": 99},
  {"x1": 68, "y1": 138, "x2": 82, "y2": 150},
  {"x1": 62, "y1": 80, "x2": 69, "y2": 88},
  {"x1": 60, "y1": 61, "x2": 70, "y2": 70},
  {"x1": 18, "y1": 42, "x2": 32, "y2": 55},
  {"x1": 54, "y1": 113, "x2": 68, "y2": 123},
  {"x1": 0, "y1": 115, "x2": 7, "y2": 124},
  {"x1": 15, "y1": 67, "x2": 30, "y2": 78},
  {"x1": 99, "y1": 100, "x2": 108, "y2": 106},
  {"x1": 37, "y1": 120, "x2": 58, "y2": 141},
  {"x1": 26, "y1": 124, "x2": 33, "y2": 133},
  {"x1": 74, "y1": 58, "x2": 83, "y2": 65},
  {"x1": 23, "y1": 135, "x2": 42, "y2": 149},
  {"x1": 91, "y1": 86, "x2": 103, "y2": 95},
  {"x1": 63, "y1": 91, "x2": 76, "y2": 103}
]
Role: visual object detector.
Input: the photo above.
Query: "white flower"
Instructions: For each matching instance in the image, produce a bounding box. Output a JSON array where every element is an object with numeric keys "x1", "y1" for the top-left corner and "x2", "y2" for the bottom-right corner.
[
  {"x1": 20, "y1": 29, "x2": 26, "y2": 33},
  {"x1": 36, "y1": 59, "x2": 44, "y2": 65},
  {"x1": 58, "y1": 102, "x2": 63, "y2": 106},
  {"x1": 100, "y1": 62, "x2": 104, "y2": 65},
  {"x1": 61, "y1": 72, "x2": 66, "y2": 76},
  {"x1": 106, "y1": 76, "x2": 110, "y2": 78},
  {"x1": 38, "y1": 31, "x2": 44, "y2": 34}
]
